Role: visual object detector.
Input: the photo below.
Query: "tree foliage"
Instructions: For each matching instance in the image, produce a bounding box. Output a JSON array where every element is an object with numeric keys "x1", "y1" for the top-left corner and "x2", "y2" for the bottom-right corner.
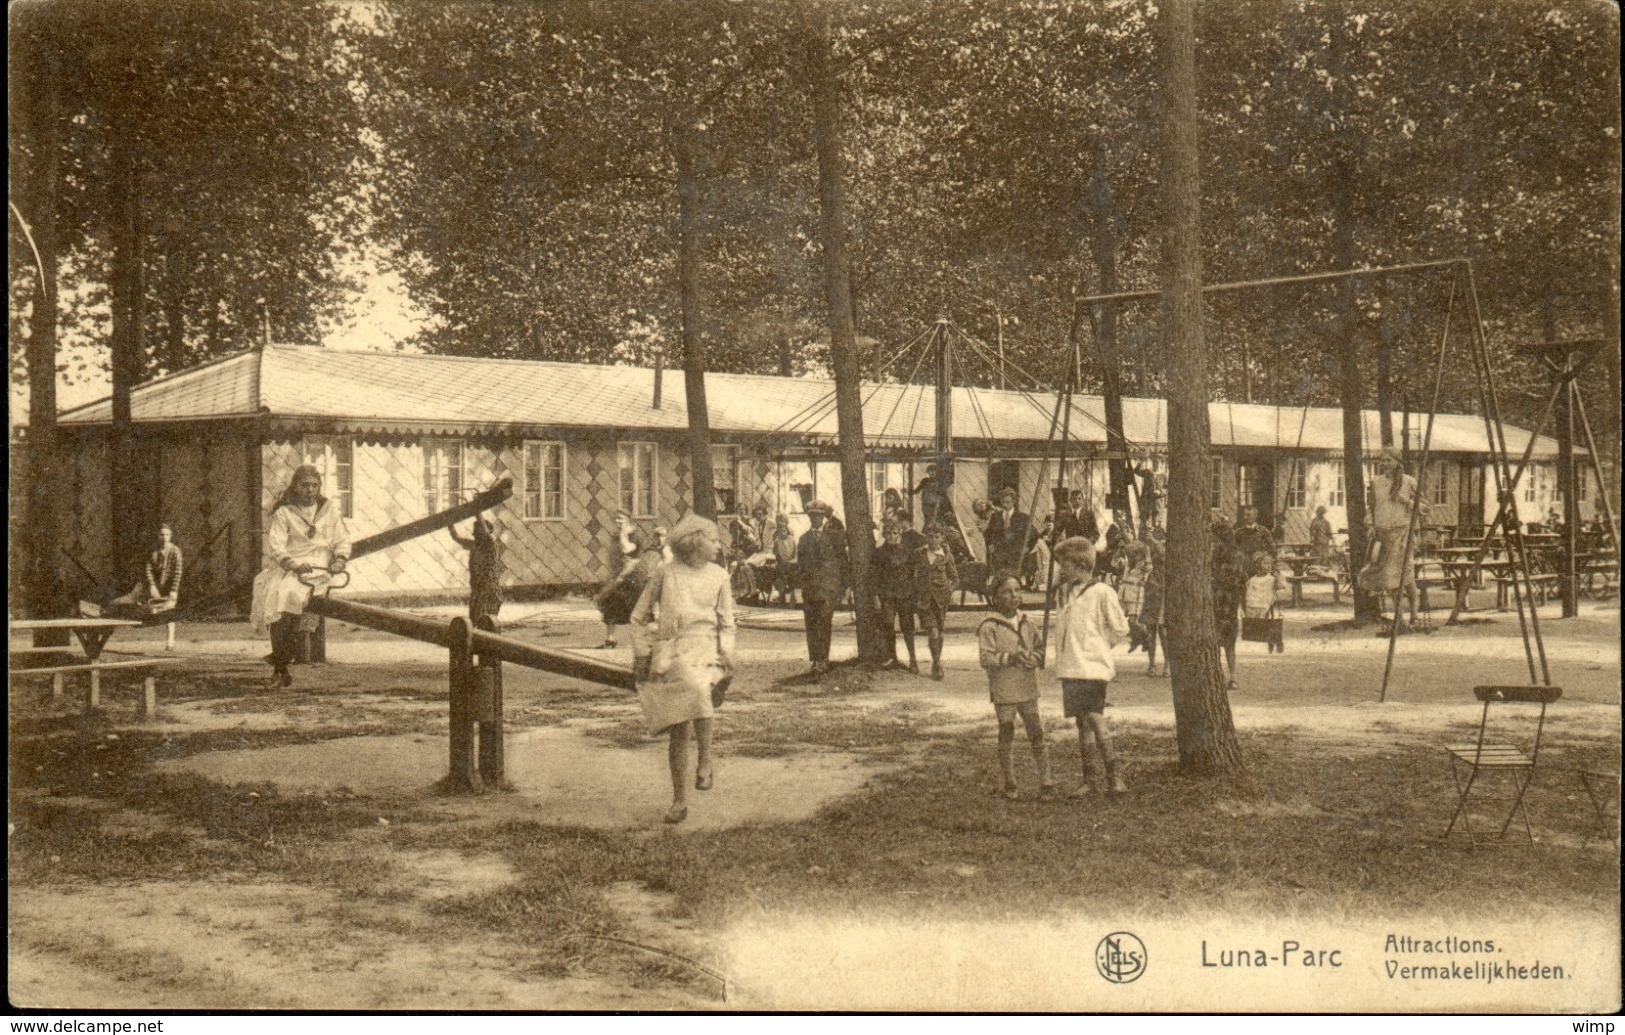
[{"x1": 9, "y1": 0, "x2": 368, "y2": 384}]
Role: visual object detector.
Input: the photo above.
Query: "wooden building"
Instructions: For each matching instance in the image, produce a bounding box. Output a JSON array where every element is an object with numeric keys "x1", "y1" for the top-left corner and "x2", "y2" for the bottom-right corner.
[{"x1": 51, "y1": 344, "x2": 1581, "y2": 608}]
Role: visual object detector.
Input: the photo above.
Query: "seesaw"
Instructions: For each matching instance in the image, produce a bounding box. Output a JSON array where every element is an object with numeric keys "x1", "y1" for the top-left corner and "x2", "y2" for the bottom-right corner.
[{"x1": 303, "y1": 477, "x2": 635, "y2": 793}]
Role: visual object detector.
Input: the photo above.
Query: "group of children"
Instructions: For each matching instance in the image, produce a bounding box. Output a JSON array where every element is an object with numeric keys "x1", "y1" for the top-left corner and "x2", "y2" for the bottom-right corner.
[
  {"x1": 874, "y1": 519, "x2": 960, "y2": 680},
  {"x1": 977, "y1": 537, "x2": 1131, "y2": 800},
  {"x1": 977, "y1": 524, "x2": 1299, "y2": 800}
]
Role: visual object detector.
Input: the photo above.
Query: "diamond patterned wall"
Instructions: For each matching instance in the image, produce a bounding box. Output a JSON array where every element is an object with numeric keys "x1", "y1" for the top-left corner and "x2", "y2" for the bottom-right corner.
[{"x1": 258, "y1": 430, "x2": 710, "y2": 599}]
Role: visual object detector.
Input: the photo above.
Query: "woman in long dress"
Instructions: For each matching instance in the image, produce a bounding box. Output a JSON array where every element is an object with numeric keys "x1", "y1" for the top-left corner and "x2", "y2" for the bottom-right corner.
[
  {"x1": 251, "y1": 465, "x2": 351, "y2": 688},
  {"x1": 1358, "y1": 447, "x2": 1427, "y2": 629},
  {"x1": 629, "y1": 514, "x2": 737, "y2": 824}
]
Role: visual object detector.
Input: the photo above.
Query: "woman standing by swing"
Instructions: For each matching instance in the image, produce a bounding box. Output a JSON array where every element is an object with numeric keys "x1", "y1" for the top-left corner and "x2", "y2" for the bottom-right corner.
[{"x1": 251, "y1": 465, "x2": 351, "y2": 688}]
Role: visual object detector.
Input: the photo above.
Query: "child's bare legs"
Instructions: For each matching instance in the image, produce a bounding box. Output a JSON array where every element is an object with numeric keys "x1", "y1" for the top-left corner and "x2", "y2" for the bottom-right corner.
[
  {"x1": 1144, "y1": 622, "x2": 1161, "y2": 674},
  {"x1": 996, "y1": 714, "x2": 1019, "y2": 795},
  {"x1": 924, "y1": 610, "x2": 945, "y2": 679},
  {"x1": 1072, "y1": 716, "x2": 1099, "y2": 794},
  {"x1": 694, "y1": 717, "x2": 714, "y2": 788},
  {"x1": 1019, "y1": 701, "x2": 1051, "y2": 792},
  {"x1": 665, "y1": 722, "x2": 692, "y2": 820},
  {"x1": 1223, "y1": 643, "x2": 1237, "y2": 685},
  {"x1": 1085, "y1": 713, "x2": 1126, "y2": 793},
  {"x1": 899, "y1": 609, "x2": 919, "y2": 673},
  {"x1": 998, "y1": 703, "x2": 1051, "y2": 798},
  {"x1": 666, "y1": 718, "x2": 714, "y2": 821}
]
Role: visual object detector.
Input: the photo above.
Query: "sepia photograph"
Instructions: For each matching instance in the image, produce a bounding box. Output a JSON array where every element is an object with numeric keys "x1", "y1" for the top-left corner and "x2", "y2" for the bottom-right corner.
[{"x1": 8, "y1": 0, "x2": 1620, "y2": 1014}]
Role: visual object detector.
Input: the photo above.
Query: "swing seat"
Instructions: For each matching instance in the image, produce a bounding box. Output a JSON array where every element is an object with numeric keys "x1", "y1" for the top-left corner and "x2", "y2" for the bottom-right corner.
[{"x1": 957, "y1": 562, "x2": 989, "y2": 605}]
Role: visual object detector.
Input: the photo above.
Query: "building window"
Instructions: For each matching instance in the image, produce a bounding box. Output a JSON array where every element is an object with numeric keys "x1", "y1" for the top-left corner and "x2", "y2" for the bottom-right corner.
[
  {"x1": 1577, "y1": 466, "x2": 1588, "y2": 502},
  {"x1": 423, "y1": 440, "x2": 464, "y2": 515},
  {"x1": 1429, "y1": 461, "x2": 1449, "y2": 506},
  {"x1": 523, "y1": 441, "x2": 565, "y2": 520},
  {"x1": 302, "y1": 436, "x2": 353, "y2": 518},
  {"x1": 1208, "y1": 456, "x2": 1223, "y2": 510},
  {"x1": 1284, "y1": 459, "x2": 1308, "y2": 510},
  {"x1": 1523, "y1": 465, "x2": 1539, "y2": 503},
  {"x1": 869, "y1": 461, "x2": 890, "y2": 516},
  {"x1": 711, "y1": 445, "x2": 739, "y2": 514},
  {"x1": 1329, "y1": 464, "x2": 1346, "y2": 508},
  {"x1": 619, "y1": 442, "x2": 657, "y2": 518},
  {"x1": 1237, "y1": 464, "x2": 1255, "y2": 509}
]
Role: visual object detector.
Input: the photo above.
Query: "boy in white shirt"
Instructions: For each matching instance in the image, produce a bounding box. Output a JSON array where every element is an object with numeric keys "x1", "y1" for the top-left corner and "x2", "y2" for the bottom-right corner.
[{"x1": 1051, "y1": 537, "x2": 1131, "y2": 795}]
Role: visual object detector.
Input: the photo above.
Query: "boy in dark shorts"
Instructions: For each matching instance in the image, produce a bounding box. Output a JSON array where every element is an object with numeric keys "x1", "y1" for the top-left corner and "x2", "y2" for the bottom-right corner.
[
  {"x1": 915, "y1": 524, "x2": 958, "y2": 680},
  {"x1": 1050, "y1": 537, "x2": 1130, "y2": 796}
]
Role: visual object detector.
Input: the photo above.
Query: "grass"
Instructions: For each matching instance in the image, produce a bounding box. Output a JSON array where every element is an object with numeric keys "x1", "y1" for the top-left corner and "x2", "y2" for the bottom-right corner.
[{"x1": 9, "y1": 642, "x2": 1620, "y2": 1006}]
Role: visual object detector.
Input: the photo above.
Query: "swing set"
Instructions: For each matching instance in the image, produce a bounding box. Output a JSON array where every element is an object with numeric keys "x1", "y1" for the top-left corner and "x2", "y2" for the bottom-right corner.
[{"x1": 747, "y1": 255, "x2": 1585, "y2": 700}]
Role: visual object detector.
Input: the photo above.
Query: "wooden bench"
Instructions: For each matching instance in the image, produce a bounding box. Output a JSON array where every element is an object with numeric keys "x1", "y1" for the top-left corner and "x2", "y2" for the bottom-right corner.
[
  {"x1": 1581, "y1": 559, "x2": 1619, "y2": 597},
  {"x1": 1495, "y1": 573, "x2": 1561, "y2": 610},
  {"x1": 1286, "y1": 573, "x2": 1341, "y2": 607},
  {"x1": 10, "y1": 656, "x2": 164, "y2": 717}
]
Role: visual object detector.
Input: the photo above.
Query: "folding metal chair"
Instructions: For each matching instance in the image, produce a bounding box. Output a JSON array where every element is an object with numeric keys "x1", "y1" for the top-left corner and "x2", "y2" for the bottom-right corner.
[
  {"x1": 1444, "y1": 684, "x2": 1562, "y2": 847},
  {"x1": 1578, "y1": 769, "x2": 1620, "y2": 854}
]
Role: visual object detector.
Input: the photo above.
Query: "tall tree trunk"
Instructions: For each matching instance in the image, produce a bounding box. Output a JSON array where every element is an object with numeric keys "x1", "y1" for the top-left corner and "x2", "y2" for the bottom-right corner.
[
  {"x1": 672, "y1": 111, "x2": 717, "y2": 519},
  {"x1": 19, "y1": 26, "x2": 69, "y2": 620},
  {"x1": 1332, "y1": 189, "x2": 1378, "y2": 622},
  {"x1": 1376, "y1": 274, "x2": 1395, "y2": 449},
  {"x1": 109, "y1": 113, "x2": 150, "y2": 583},
  {"x1": 1156, "y1": 0, "x2": 1243, "y2": 774},
  {"x1": 806, "y1": 13, "x2": 883, "y2": 663}
]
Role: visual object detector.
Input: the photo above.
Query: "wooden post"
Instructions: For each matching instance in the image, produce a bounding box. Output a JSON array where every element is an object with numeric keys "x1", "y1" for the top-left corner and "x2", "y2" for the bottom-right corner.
[
  {"x1": 475, "y1": 614, "x2": 505, "y2": 789},
  {"x1": 88, "y1": 668, "x2": 101, "y2": 710},
  {"x1": 445, "y1": 616, "x2": 482, "y2": 793},
  {"x1": 142, "y1": 675, "x2": 156, "y2": 718}
]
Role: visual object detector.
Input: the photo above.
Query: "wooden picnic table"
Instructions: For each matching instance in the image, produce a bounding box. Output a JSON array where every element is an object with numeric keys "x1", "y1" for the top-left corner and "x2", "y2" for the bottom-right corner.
[
  {"x1": 9, "y1": 617, "x2": 164, "y2": 716},
  {"x1": 10, "y1": 617, "x2": 141, "y2": 661},
  {"x1": 1277, "y1": 551, "x2": 1321, "y2": 578}
]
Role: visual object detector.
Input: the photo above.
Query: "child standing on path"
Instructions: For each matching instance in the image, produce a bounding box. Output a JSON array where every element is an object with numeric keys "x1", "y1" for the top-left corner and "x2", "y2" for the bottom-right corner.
[
  {"x1": 629, "y1": 514, "x2": 737, "y2": 825},
  {"x1": 770, "y1": 512, "x2": 799, "y2": 605},
  {"x1": 1119, "y1": 540, "x2": 1151, "y2": 655},
  {"x1": 1050, "y1": 537, "x2": 1130, "y2": 796},
  {"x1": 979, "y1": 575, "x2": 1053, "y2": 800},
  {"x1": 915, "y1": 524, "x2": 959, "y2": 680},
  {"x1": 1141, "y1": 540, "x2": 1167, "y2": 677},
  {"x1": 876, "y1": 520, "x2": 921, "y2": 673},
  {"x1": 1244, "y1": 553, "x2": 1288, "y2": 654}
]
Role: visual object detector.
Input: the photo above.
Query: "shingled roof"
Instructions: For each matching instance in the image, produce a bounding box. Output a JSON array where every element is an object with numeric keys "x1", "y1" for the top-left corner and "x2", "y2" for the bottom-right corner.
[{"x1": 57, "y1": 344, "x2": 1559, "y2": 457}]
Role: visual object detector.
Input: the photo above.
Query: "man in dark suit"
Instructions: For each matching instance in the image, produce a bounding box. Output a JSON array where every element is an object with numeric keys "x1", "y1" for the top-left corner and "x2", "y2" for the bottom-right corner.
[
  {"x1": 984, "y1": 486, "x2": 1031, "y2": 586},
  {"x1": 797, "y1": 500, "x2": 848, "y2": 677}
]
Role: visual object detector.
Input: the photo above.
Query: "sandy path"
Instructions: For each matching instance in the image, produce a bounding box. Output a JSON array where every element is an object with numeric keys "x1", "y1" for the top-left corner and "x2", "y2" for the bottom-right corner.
[{"x1": 11, "y1": 601, "x2": 1618, "y2": 1011}]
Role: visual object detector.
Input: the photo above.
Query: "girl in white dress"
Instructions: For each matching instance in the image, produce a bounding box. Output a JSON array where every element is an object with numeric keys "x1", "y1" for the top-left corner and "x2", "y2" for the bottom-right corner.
[
  {"x1": 251, "y1": 466, "x2": 351, "y2": 687},
  {"x1": 629, "y1": 514, "x2": 737, "y2": 824}
]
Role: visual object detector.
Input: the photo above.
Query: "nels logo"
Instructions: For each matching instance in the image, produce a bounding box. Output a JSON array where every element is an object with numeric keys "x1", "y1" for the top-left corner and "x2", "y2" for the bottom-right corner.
[{"x1": 1095, "y1": 931, "x2": 1148, "y2": 984}]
